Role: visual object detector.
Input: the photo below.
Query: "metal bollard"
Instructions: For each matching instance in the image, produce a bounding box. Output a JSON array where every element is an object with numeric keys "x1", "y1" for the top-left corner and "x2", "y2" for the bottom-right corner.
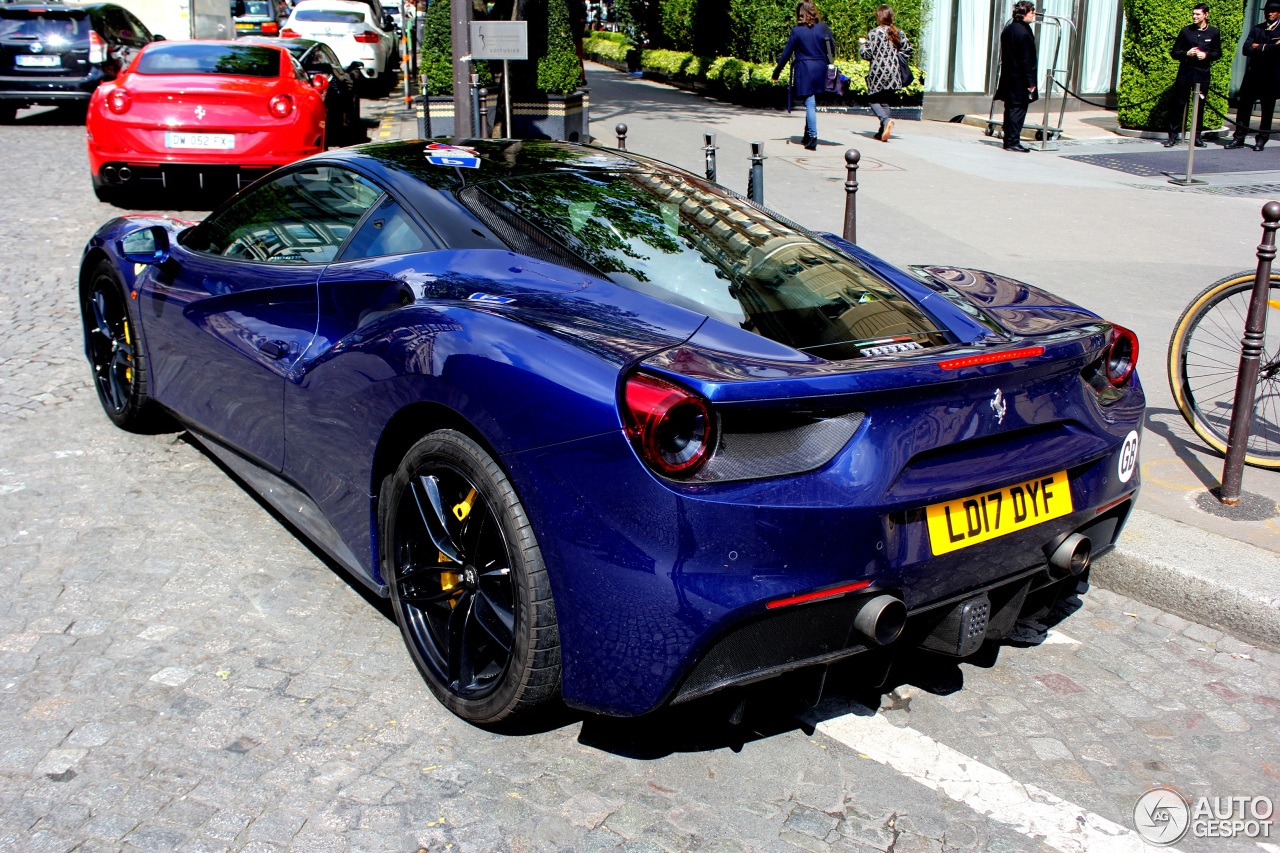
[
  {"x1": 1169, "y1": 82, "x2": 1206, "y2": 186},
  {"x1": 469, "y1": 73, "x2": 481, "y2": 138},
  {"x1": 703, "y1": 132, "x2": 718, "y2": 182},
  {"x1": 843, "y1": 149, "x2": 860, "y2": 243},
  {"x1": 478, "y1": 88, "x2": 488, "y2": 138},
  {"x1": 616, "y1": 123, "x2": 628, "y2": 150},
  {"x1": 748, "y1": 141, "x2": 765, "y2": 205},
  {"x1": 1220, "y1": 200, "x2": 1280, "y2": 503},
  {"x1": 416, "y1": 93, "x2": 428, "y2": 139}
]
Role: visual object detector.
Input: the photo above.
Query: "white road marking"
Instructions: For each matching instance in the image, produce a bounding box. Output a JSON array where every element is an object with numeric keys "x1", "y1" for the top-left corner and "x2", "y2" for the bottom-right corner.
[{"x1": 807, "y1": 706, "x2": 1174, "y2": 853}]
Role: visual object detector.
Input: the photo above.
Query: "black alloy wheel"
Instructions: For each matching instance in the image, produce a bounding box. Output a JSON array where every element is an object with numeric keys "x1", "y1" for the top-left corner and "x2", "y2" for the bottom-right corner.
[
  {"x1": 81, "y1": 262, "x2": 158, "y2": 431},
  {"x1": 383, "y1": 430, "x2": 560, "y2": 724}
]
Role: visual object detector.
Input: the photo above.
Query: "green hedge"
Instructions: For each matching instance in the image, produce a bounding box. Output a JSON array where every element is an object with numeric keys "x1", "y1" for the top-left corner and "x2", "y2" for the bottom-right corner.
[
  {"x1": 648, "y1": 0, "x2": 929, "y2": 64},
  {"x1": 1117, "y1": 0, "x2": 1243, "y2": 131},
  {"x1": 537, "y1": 0, "x2": 583, "y2": 95},
  {"x1": 584, "y1": 35, "x2": 924, "y2": 102}
]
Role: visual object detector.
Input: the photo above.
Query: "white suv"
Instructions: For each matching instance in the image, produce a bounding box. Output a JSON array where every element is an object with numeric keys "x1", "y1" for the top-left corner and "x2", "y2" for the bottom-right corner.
[{"x1": 282, "y1": 0, "x2": 397, "y2": 95}]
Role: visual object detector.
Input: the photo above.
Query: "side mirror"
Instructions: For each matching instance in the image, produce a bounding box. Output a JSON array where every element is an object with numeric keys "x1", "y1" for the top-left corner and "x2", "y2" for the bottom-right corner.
[
  {"x1": 382, "y1": 12, "x2": 394, "y2": 29},
  {"x1": 117, "y1": 225, "x2": 171, "y2": 265},
  {"x1": 311, "y1": 72, "x2": 330, "y2": 94},
  {"x1": 151, "y1": 33, "x2": 165, "y2": 41}
]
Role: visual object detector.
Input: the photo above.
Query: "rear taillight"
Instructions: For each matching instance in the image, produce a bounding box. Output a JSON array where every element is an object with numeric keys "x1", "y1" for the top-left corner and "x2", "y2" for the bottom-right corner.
[
  {"x1": 89, "y1": 30, "x2": 106, "y2": 63},
  {"x1": 280, "y1": 27, "x2": 302, "y2": 38},
  {"x1": 268, "y1": 93, "x2": 293, "y2": 118},
  {"x1": 1103, "y1": 323, "x2": 1138, "y2": 387},
  {"x1": 106, "y1": 87, "x2": 131, "y2": 114},
  {"x1": 261, "y1": 20, "x2": 279, "y2": 33},
  {"x1": 353, "y1": 30, "x2": 381, "y2": 43},
  {"x1": 622, "y1": 373, "x2": 714, "y2": 477}
]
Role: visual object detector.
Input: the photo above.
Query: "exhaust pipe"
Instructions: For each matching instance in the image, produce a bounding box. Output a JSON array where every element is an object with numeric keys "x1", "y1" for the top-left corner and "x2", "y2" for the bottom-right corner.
[
  {"x1": 852, "y1": 594, "x2": 906, "y2": 646},
  {"x1": 1047, "y1": 532, "x2": 1091, "y2": 576},
  {"x1": 118, "y1": 166, "x2": 132, "y2": 182},
  {"x1": 102, "y1": 165, "x2": 117, "y2": 184}
]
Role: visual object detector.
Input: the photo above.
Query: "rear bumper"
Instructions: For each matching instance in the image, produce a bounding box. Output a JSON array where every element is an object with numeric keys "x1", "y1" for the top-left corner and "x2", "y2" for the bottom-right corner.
[
  {"x1": 94, "y1": 162, "x2": 275, "y2": 192},
  {"x1": 0, "y1": 71, "x2": 100, "y2": 104}
]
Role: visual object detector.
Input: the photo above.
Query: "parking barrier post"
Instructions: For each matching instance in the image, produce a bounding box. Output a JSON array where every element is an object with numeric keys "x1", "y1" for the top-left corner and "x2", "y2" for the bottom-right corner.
[
  {"x1": 1168, "y1": 83, "x2": 1206, "y2": 186},
  {"x1": 703, "y1": 132, "x2": 718, "y2": 182},
  {"x1": 748, "y1": 141, "x2": 765, "y2": 205},
  {"x1": 469, "y1": 73, "x2": 481, "y2": 137},
  {"x1": 478, "y1": 88, "x2": 488, "y2": 138},
  {"x1": 843, "y1": 148, "x2": 860, "y2": 243},
  {"x1": 1220, "y1": 200, "x2": 1280, "y2": 503},
  {"x1": 616, "y1": 123, "x2": 627, "y2": 150}
]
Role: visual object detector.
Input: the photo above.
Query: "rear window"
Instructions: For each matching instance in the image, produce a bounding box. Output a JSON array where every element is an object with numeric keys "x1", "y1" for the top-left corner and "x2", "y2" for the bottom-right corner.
[
  {"x1": 240, "y1": 1, "x2": 276, "y2": 17},
  {"x1": 293, "y1": 8, "x2": 366, "y2": 24},
  {"x1": 136, "y1": 43, "x2": 282, "y2": 77},
  {"x1": 0, "y1": 9, "x2": 87, "y2": 42},
  {"x1": 465, "y1": 171, "x2": 948, "y2": 361}
]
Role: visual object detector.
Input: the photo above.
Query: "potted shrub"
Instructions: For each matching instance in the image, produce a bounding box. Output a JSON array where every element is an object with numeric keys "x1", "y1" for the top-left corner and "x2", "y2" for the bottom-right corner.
[
  {"x1": 511, "y1": 0, "x2": 589, "y2": 140},
  {"x1": 418, "y1": 0, "x2": 494, "y2": 137}
]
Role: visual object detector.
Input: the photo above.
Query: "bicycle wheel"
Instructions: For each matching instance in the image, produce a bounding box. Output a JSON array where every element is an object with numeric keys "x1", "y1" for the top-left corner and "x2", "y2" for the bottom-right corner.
[{"x1": 1167, "y1": 270, "x2": 1280, "y2": 469}]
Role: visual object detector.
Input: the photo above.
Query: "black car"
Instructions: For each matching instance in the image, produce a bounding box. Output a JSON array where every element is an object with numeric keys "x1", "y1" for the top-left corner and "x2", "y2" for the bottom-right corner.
[
  {"x1": 0, "y1": 2, "x2": 158, "y2": 121},
  {"x1": 240, "y1": 35, "x2": 365, "y2": 146},
  {"x1": 233, "y1": 0, "x2": 287, "y2": 37}
]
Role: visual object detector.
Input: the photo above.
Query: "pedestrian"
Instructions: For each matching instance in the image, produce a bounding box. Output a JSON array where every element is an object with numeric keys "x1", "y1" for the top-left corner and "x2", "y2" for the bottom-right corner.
[
  {"x1": 1164, "y1": 3, "x2": 1221, "y2": 148},
  {"x1": 994, "y1": 0, "x2": 1038, "y2": 152},
  {"x1": 858, "y1": 6, "x2": 912, "y2": 141},
  {"x1": 771, "y1": 1, "x2": 836, "y2": 151},
  {"x1": 1226, "y1": 0, "x2": 1280, "y2": 150}
]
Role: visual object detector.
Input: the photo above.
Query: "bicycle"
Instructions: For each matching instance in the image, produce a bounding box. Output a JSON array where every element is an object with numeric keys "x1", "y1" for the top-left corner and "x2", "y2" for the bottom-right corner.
[{"x1": 1167, "y1": 270, "x2": 1280, "y2": 470}]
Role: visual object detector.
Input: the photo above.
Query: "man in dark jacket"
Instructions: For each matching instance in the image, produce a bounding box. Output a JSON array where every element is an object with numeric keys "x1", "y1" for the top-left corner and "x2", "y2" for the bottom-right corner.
[
  {"x1": 994, "y1": 1, "x2": 1038, "y2": 153},
  {"x1": 1226, "y1": 0, "x2": 1280, "y2": 150},
  {"x1": 1165, "y1": 3, "x2": 1221, "y2": 148}
]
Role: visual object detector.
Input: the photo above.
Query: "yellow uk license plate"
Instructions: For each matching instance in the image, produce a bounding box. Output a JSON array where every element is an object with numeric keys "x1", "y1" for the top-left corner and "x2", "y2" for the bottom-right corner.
[{"x1": 925, "y1": 471, "x2": 1073, "y2": 556}]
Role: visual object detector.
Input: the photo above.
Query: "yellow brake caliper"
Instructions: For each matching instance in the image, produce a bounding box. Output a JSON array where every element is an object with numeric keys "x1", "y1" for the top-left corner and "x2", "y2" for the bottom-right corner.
[
  {"x1": 438, "y1": 488, "x2": 477, "y2": 607},
  {"x1": 123, "y1": 319, "x2": 133, "y2": 384}
]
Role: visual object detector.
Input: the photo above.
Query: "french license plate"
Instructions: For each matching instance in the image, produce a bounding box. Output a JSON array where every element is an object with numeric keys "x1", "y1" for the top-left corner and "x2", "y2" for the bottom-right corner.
[
  {"x1": 15, "y1": 55, "x2": 60, "y2": 67},
  {"x1": 165, "y1": 132, "x2": 234, "y2": 150},
  {"x1": 234, "y1": 22, "x2": 254, "y2": 29},
  {"x1": 925, "y1": 470, "x2": 1073, "y2": 556}
]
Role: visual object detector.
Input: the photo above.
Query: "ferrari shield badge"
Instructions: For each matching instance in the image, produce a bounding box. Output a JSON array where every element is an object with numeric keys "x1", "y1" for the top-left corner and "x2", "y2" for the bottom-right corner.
[{"x1": 424, "y1": 142, "x2": 481, "y2": 169}]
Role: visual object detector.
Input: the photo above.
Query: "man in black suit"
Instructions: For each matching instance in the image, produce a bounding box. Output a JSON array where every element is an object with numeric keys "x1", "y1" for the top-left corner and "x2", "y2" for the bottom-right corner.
[
  {"x1": 1165, "y1": 3, "x2": 1221, "y2": 148},
  {"x1": 1226, "y1": 0, "x2": 1280, "y2": 150},
  {"x1": 994, "y1": 0, "x2": 1038, "y2": 152}
]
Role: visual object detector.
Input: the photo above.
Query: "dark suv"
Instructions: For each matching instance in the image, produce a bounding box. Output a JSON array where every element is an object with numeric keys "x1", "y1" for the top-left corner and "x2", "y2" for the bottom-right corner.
[{"x1": 0, "y1": 3, "x2": 157, "y2": 121}]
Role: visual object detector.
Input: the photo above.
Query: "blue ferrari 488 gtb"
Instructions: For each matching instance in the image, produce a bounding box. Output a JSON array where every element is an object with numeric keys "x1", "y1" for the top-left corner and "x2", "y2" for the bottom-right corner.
[{"x1": 79, "y1": 140, "x2": 1144, "y2": 724}]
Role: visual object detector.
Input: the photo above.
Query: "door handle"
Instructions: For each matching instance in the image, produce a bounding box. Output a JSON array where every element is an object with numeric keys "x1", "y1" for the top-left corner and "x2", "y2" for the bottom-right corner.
[{"x1": 258, "y1": 340, "x2": 288, "y2": 359}]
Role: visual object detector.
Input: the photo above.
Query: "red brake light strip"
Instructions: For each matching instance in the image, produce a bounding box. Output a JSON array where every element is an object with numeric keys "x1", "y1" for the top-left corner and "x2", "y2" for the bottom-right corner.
[
  {"x1": 938, "y1": 346, "x2": 1045, "y2": 370},
  {"x1": 766, "y1": 579, "x2": 872, "y2": 610}
]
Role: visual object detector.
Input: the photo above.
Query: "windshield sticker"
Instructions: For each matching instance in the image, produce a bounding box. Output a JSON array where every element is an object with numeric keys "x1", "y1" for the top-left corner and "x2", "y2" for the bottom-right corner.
[
  {"x1": 424, "y1": 142, "x2": 481, "y2": 169},
  {"x1": 468, "y1": 292, "x2": 515, "y2": 304}
]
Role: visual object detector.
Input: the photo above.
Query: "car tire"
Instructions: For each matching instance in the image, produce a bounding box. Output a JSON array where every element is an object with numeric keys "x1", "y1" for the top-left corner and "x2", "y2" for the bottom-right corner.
[
  {"x1": 0, "y1": 103, "x2": 17, "y2": 123},
  {"x1": 381, "y1": 429, "x2": 561, "y2": 725},
  {"x1": 80, "y1": 260, "x2": 162, "y2": 431}
]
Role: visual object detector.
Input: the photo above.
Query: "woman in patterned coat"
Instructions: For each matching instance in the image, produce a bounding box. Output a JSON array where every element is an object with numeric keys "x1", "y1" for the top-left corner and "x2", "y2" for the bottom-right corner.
[{"x1": 858, "y1": 6, "x2": 912, "y2": 141}]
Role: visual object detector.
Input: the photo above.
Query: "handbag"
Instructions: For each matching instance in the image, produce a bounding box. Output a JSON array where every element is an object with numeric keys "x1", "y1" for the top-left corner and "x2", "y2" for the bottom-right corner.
[{"x1": 897, "y1": 52, "x2": 914, "y2": 89}]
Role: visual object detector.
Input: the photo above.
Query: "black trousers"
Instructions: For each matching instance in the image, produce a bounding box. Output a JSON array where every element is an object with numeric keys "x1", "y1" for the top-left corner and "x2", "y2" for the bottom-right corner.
[
  {"x1": 1002, "y1": 102, "x2": 1028, "y2": 148},
  {"x1": 1168, "y1": 79, "x2": 1207, "y2": 140},
  {"x1": 1233, "y1": 80, "x2": 1277, "y2": 143}
]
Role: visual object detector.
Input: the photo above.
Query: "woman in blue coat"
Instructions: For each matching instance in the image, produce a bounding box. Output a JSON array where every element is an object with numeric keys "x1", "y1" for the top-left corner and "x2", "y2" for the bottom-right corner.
[{"x1": 772, "y1": 1, "x2": 835, "y2": 151}]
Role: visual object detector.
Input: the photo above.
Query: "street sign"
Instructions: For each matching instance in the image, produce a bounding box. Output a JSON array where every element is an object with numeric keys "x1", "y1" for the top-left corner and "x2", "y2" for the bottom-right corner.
[{"x1": 469, "y1": 20, "x2": 528, "y2": 60}]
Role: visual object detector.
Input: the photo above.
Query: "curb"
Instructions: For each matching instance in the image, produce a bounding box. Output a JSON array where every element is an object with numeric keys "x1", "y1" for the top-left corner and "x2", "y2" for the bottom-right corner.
[{"x1": 1091, "y1": 508, "x2": 1280, "y2": 651}]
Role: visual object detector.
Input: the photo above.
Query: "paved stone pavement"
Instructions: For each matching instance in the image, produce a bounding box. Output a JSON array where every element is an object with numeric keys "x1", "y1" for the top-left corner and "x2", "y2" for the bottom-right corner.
[{"x1": 0, "y1": 102, "x2": 1277, "y2": 852}]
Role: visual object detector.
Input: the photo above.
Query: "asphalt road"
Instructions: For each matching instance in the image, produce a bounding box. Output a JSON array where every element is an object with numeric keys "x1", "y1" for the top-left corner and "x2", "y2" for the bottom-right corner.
[{"x1": 0, "y1": 102, "x2": 1276, "y2": 852}]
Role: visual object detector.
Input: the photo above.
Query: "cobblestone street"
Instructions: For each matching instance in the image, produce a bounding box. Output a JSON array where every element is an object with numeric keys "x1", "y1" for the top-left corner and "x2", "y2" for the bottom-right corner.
[{"x1": 0, "y1": 108, "x2": 1277, "y2": 852}]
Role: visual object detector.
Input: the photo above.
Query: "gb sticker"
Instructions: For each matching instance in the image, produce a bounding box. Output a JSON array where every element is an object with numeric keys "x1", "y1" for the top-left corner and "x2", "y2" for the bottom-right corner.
[{"x1": 1117, "y1": 430, "x2": 1139, "y2": 483}]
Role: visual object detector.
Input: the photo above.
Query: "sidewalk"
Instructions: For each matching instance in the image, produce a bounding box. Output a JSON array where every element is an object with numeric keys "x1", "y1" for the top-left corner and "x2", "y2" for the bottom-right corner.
[{"x1": 370, "y1": 65, "x2": 1280, "y2": 650}]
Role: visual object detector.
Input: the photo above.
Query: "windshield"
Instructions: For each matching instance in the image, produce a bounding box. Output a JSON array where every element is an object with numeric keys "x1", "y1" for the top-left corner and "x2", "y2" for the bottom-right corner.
[
  {"x1": 239, "y1": 1, "x2": 276, "y2": 17},
  {"x1": 136, "y1": 43, "x2": 282, "y2": 77},
  {"x1": 465, "y1": 171, "x2": 946, "y2": 361},
  {"x1": 0, "y1": 10, "x2": 87, "y2": 42}
]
